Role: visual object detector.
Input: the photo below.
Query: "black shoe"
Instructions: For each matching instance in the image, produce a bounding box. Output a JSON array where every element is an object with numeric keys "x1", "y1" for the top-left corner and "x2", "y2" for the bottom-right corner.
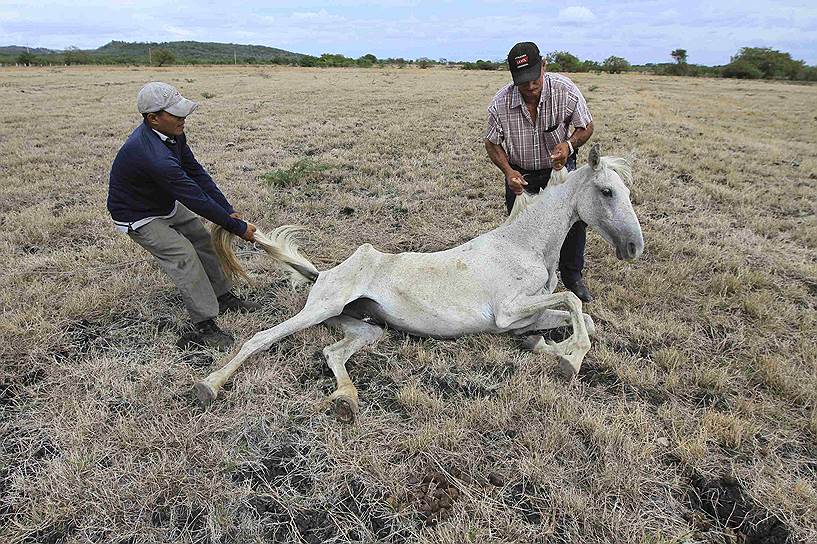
[
  {"x1": 564, "y1": 278, "x2": 593, "y2": 303},
  {"x1": 218, "y1": 292, "x2": 261, "y2": 314},
  {"x1": 176, "y1": 319, "x2": 234, "y2": 350}
]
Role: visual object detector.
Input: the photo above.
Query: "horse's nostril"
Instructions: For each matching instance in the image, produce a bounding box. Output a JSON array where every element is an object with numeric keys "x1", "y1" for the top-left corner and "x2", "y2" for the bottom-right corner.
[{"x1": 627, "y1": 242, "x2": 636, "y2": 257}]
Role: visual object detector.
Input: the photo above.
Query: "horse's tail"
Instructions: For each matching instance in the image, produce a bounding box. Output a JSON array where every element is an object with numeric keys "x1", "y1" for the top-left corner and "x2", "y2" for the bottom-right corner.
[{"x1": 211, "y1": 224, "x2": 320, "y2": 286}]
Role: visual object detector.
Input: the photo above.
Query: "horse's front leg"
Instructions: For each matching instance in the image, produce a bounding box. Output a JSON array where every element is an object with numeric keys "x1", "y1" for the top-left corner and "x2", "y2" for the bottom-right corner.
[
  {"x1": 518, "y1": 309, "x2": 596, "y2": 338},
  {"x1": 495, "y1": 291, "x2": 591, "y2": 378}
]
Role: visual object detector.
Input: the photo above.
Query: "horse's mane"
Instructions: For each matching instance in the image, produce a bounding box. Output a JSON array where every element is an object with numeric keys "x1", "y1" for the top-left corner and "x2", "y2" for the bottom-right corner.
[{"x1": 505, "y1": 156, "x2": 631, "y2": 225}]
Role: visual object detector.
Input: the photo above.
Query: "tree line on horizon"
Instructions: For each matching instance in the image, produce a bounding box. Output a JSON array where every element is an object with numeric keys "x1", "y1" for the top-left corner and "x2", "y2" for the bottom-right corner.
[{"x1": 5, "y1": 41, "x2": 816, "y2": 82}]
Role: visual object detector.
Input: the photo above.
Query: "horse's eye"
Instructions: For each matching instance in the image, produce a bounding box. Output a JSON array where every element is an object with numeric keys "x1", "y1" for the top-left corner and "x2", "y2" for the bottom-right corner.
[{"x1": 601, "y1": 187, "x2": 613, "y2": 197}]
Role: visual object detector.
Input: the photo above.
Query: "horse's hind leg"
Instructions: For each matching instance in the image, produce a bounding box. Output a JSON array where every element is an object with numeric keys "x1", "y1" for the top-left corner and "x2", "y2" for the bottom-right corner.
[
  {"x1": 195, "y1": 262, "x2": 372, "y2": 405},
  {"x1": 322, "y1": 315, "x2": 384, "y2": 423}
]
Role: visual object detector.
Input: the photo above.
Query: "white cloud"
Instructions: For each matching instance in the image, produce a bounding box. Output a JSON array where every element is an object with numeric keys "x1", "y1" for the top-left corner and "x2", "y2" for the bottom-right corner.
[
  {"x1": 0, "y1": 10, "x2": 21, "y2": 21},
  {"x1": 291, "y1": 9, "x2": 338, "y2": 21},
  {"x1": 164, "y1": 25, "x2": 194, "y2": 38},
  {"x1": 557, "y1": 6, "x2": 596, "y2": 24}
]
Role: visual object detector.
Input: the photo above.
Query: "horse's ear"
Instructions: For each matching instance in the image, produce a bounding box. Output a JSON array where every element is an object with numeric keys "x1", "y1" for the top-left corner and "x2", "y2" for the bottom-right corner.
[{"x1": 588, "y1": 144, "x2": 601, "y2": 170}]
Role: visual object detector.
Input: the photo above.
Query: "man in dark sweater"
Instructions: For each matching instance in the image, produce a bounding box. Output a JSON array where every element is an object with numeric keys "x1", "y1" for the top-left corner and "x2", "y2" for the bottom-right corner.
[{"x1": 108, "y1": 82, "x2": 258, "y2": 349}]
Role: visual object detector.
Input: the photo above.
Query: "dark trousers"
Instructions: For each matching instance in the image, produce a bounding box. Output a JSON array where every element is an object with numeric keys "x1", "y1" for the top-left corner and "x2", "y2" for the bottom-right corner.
[{"x1": 504, "y1": 154, "x2": 586, "y2": 283}]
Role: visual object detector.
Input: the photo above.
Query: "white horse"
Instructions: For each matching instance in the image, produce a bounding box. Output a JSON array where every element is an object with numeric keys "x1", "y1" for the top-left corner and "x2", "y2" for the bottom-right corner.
[{"x1": 196, "y1": 146, "x2": 644, "y2": 422}]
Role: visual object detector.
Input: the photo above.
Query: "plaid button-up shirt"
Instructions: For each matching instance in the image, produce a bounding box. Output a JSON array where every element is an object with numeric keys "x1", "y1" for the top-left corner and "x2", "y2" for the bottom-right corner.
[{"x1": 486, "y1": 73, "x2": 593, "y2": 171}]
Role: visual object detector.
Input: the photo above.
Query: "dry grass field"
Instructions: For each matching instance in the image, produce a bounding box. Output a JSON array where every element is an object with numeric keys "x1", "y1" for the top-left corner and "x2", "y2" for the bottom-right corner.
[{"x1": 1, "y1": 65, "x2": 816, "y2": 544}]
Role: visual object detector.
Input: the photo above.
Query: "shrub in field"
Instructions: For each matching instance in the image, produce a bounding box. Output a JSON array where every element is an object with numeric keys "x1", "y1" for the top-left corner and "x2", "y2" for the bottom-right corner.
[
  {"x1": 152, "y1": 48, "x2": 175, "y2": 66},
  {"x1": 261, "y1": 159, "x2": 331, "y2": 187},
  {"x1": 800, "y1": 65, "x2": 817, "y2": 81},
  {"x1": 581, "y1": 59, "x2": 602, "y2": 72},
  {"x1": 603, "y1": 55, "x2": 630, "y2": 74},
  {"x1": 547, "y1": 51, "x2": 582, "y2": 72},
  {"x1": 63, "y1": 46, "x2": 91, "y2": 65},
  {"x1": 16, "y1": 51, "x2": 38, "y2": 66},
  {"x1": 728, "y1": 47, "x2": 804, "y2": 80},
  {"x1": 722, "y1": 60, "x2": 763, "y2": 79},
  {"x1": 461, "y1": 60, "x2": 502, "y2": 70}
]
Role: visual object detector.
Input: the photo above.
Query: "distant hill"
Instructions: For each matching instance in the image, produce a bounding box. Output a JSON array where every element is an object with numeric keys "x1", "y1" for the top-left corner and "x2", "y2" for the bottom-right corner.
[
  {"x1": 0, "y1": 40, "x2": 305, "y2": 64},
  {"x1": 95, "y1": 40, "x2": 304, "y2": 63},
  {"x1": 0, "y1": 45, "x2": 59, "y2": 55}
]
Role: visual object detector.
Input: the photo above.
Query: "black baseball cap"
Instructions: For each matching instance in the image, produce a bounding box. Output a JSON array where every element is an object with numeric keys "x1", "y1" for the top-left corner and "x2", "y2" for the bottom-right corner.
[{"x1": 507, "y1": 42, "x2": 542, "y2": 85}]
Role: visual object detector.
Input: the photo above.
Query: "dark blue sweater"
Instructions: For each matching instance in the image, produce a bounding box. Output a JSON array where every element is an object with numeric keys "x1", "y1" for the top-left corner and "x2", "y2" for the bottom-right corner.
[{"x1": 108, "y1": 122, "x2": 247, "y2": 236}]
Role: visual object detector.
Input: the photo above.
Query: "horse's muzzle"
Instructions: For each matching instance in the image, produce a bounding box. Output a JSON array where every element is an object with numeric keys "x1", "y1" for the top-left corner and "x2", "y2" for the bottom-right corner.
[{"x1": 616, "y1": 238, "x2": 644, "y2": 261}]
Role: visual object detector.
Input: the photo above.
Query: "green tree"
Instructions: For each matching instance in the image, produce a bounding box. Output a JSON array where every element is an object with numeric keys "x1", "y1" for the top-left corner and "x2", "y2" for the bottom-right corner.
[
  {"x1": 547, "y1": 51, "x2": 581, "y2": 72},
  {"x1": 299, "y1": 55, "x2": 319, "y2": 67},
  {"x1": 671, "y1": 48, "x2": 688, "y2": 64},
  {"x1": 666, "y1": 48, "x2": 689, "y2": 75},
  {"x1": 729, "y1": 47, "x2": 803, "y2": 79},
  {"x1": 357, "y1": 53, "x2": 377, "y2": 67},
  {"x1": 318, "y1": 53, "x2": 355, "y2": 67},
  {"x1": 416, "y1": 57, "x2": 433, "y2": 69},
  {"x1": 63, "y1": 46, "x2": 91, "y2": 65},
  {"x1": 152, "y1": 48, "x2": 175, "y2": 66},
  {"x1": 721, "y1": 60, "x2": 763, "y2": 79},
  {"x1": 16, "y1": 51, "x2": 37, "y2": 66},
  {"x1": 602, "y1": 55, "x2": 630, "y2": 74},
  {"x1": 581, "y1": 59, "x2": 601, "y2": 72},
  {"x1": 800, "y1": 65, "x2": 817, "y2": 81}
]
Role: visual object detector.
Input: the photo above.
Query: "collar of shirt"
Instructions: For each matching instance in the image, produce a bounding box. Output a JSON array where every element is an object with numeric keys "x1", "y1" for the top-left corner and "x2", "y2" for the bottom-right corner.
[
  {"x1": 509, "y1": 75, "x2": 550, "y2": 110},
  {"x1": 152, "y1": 129, "x2": 177, "y2": 145}
]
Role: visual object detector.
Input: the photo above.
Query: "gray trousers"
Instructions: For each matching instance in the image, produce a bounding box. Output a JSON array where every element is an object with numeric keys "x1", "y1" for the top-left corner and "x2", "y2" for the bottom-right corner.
[{"x1": 128, "y1": 204, "x2": 232, "y2": 323}]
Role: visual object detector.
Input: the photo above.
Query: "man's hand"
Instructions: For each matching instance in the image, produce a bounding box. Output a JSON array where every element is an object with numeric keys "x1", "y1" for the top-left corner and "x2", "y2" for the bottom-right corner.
[
  {"x1": 506, "y1": 170, "x2": 528, "y2": 195},
  {"x1": 550, "y1": 142, "x2": 571, "y2": 170},
  {"x1": 241, "y1": 222, "x2": 257, "y2": 242}
]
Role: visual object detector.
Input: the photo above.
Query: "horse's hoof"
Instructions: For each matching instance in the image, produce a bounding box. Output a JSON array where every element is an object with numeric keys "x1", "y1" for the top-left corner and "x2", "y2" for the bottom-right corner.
[
  {"x1": 522, "y1": 335, "x2": 544, "y2": 352},
  {"x1": 557, "y1": 356, "x2": 580, "y2": 379},
  {"x1": 194, "y1": 381, "x2": 217, "y2": 406},
  {"x1": 333, "y1": 395, "x2": 358, "y2": 424}
]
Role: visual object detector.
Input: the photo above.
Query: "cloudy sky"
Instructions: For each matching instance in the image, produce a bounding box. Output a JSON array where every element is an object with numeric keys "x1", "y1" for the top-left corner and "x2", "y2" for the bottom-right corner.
[{"x1": 1, "y1": 1, "x2": 815, "y2": 65}]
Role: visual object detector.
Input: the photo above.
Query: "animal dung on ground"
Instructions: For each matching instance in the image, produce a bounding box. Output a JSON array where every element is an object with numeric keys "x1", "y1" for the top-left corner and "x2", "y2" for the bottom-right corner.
[{"x1": 407, "y1": 468, "x2": 462, "y2": 525}]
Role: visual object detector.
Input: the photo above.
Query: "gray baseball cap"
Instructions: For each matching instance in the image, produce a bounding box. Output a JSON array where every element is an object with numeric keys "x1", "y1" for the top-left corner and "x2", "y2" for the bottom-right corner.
[{"x1": 136, "y1": 81, "x2": 198, "y2": 117}]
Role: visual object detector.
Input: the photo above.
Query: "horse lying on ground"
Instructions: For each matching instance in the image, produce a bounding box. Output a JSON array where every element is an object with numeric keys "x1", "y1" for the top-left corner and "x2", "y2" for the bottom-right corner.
[{"x1": 195, "y1": 146, "x2": 644, "y2": 422}]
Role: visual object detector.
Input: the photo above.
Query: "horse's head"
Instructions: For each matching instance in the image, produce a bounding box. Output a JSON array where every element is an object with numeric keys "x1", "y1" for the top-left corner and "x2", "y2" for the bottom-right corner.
[{"x1": 575, "y1": 145, "x2": 644, "y2": 261}]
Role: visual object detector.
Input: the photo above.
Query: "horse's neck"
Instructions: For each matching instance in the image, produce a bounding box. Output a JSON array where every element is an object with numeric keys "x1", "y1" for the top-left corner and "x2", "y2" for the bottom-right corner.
[{"x1": 497, "y1": 181, "x2": 580, "y2": 256}]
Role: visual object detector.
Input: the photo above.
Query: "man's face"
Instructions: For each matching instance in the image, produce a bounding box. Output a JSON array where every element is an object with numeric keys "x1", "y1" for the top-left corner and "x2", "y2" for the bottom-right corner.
[
  {"x1": 516, "y1": 65, "x2": 545, "y2": 103},
  {"x1": 148, "y1": 110, "x2": 186, "y2": 137}
]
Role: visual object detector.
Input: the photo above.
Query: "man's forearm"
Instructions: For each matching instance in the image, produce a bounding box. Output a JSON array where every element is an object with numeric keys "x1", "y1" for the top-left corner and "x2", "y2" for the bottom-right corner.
[
  {"x1": 568, "y1": 122, "x2": 594, "y2": 149},
  {"x1": 485, "y1": 140, "x2": 514, "y2": 176}
]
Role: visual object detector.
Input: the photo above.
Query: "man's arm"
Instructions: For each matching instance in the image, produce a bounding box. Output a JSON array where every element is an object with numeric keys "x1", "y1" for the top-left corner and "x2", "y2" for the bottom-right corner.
[
  {"x1": 550, "y1": 122, "x2": 594, "y2": 169},
  {"x1": 485, "y1": 139, "x2": 527, "y2": 195},
  {"x1": 485, "y1": 103, "x2": 529, "y2": 196},
  {"x1": 551, "y1": 80, "x2": 595, "y2": 169},
  {"x1": 178, "y1": 137, "x2": 235, "y2": 214},
  {"x1": 569, "y1": 123, "x2": 594, "y2": 149},
  {"x1": 148, "y1": 154, "x2": 253, "y2": 239}
]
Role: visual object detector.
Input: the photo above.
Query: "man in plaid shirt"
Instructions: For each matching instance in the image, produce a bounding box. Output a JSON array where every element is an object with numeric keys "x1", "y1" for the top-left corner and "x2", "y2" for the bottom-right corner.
[{"x1": 485, "y1": 42, "x2": 595, "y2": 302}]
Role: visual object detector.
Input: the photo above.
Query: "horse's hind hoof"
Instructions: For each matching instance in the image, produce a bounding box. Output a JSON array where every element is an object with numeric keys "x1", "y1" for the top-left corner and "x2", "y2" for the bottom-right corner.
[
  {"x1": 333, "y1": 395, "x2": 358, "y2": 424},
  {"x1": 194, "y1": 381, "x2": 217, "y2": 407},
  {"x1": 557, "y1": 356, "x2": 580, "y2": 379}
]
